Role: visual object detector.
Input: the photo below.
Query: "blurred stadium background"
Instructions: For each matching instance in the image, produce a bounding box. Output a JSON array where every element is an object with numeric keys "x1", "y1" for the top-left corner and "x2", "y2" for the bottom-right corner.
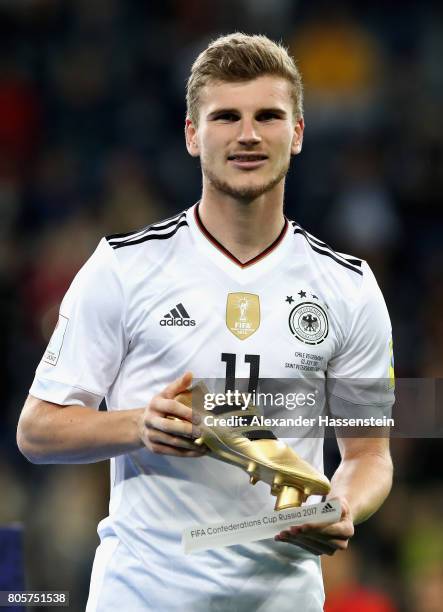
[{"x1": 1, "y1": 1, "x2": 442, "y2": 611}]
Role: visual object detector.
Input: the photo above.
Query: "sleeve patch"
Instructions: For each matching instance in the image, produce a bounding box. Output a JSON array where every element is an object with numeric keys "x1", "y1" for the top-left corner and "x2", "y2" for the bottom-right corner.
[
  {"x1": 43, "y1": 314, "x2": 69, "y2": 367},
  {"x1": 388, "y1": 338, "x2": 395, "y2": 390}
]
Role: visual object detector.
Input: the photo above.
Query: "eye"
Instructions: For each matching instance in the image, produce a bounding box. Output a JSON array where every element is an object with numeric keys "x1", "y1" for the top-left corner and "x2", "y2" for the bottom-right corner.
[
  {"x1": 257, "y1": 111, "x2": 281, "y2": 121},
  {"x1": 214, "y1": 112, "x2": 239, "y2": 122}
]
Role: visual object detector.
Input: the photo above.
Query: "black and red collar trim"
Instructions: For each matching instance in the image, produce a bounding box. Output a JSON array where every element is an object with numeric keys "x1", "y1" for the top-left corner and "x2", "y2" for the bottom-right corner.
[{"x1": 194, "y1": 203, "x2": 288, "y2": 268}]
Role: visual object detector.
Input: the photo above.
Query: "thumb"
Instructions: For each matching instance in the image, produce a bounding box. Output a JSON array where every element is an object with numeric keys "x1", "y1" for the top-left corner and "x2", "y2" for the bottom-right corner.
[
  {"x1": 328, "y1": 496, "x2": 351, "y2": 521},
  {"x1": 162, "y1": 371, "x2": 193, "y2": 400}
]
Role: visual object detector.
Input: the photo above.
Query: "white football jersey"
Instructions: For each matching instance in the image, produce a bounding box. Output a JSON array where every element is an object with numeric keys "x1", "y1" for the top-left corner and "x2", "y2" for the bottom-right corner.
[{"x1": 30, "y1": 203, "x2": 394, "y2": 612}]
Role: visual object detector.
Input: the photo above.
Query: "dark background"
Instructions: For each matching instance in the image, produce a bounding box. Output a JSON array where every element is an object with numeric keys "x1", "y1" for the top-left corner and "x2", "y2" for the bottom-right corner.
[{"x1": 1, "y1": 1, "x2": 442, "y2": 611}]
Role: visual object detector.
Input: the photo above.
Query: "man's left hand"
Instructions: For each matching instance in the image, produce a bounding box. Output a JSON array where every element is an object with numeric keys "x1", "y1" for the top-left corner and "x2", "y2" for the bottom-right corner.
[{"x1": 274, "y1": 497, "x2": 354, "y2": 556}]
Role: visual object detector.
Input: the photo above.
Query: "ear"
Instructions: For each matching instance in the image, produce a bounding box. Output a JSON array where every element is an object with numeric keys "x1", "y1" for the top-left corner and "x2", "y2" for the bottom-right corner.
[
  {"x1": 185, "y1": 118, "x2": 200, "y2": 157},
  {"x1": 291, "y1": 118, "x2": 304, "y2": 156}
]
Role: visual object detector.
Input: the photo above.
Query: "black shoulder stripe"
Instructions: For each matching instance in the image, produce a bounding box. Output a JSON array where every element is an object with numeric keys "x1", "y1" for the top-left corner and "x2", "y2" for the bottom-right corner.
[
  {"x1": 308, "y1": 235, "x2": 362, "y2": 268},
  {"x1": 109, "y1": 215, "x2": 186, "y2": 245},
  {"x1": 292, "y1": 222, "x2": 362, "y2": 268},
  {"x1": 107, "y1": 211, "x2": 185, "y2": 241},
  {"x1": 110, "y1": 220, "x2": 189, "y2": 249},
  {"x1": 307, "y1": 242, "x2": 363, "y2": 275},
  {"x1": 293, "y1": 227, "x2": 363, "y2": 276},
  {"x1": 307, "y1": 233, "x2": 362, "y2": 267},
  {"x1": 142, "y1": 216, "x2": 186, "y2": 232},
  {"x1": 107, "y1": 212, "x2": 187, "y2": 247},
  {"x1": 106, "y1": 228, "x2": 145, "y2": 241},
  {"x1": 338, "y1": 254, "x2": 362, "y2": 267}
]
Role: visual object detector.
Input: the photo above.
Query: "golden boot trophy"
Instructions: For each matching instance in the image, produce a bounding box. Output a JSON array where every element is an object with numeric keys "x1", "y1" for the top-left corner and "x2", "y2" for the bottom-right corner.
[{"x1": 176, "y1": 382, "x2": 330, "y2": 511}]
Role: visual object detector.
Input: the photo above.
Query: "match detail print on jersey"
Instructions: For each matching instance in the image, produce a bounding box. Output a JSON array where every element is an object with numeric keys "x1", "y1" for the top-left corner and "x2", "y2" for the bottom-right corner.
[{"x1": 226, "y1": 293, "x2": 260, "y2": 340}]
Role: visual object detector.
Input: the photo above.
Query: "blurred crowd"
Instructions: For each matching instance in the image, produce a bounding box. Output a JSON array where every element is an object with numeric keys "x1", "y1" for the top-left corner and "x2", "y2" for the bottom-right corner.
[{"x1": 0, "y1": 1, "x2": 442, "y2": 611}]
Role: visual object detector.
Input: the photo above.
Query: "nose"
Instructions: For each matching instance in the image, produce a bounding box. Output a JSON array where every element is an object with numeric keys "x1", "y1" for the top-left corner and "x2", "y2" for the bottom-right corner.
[{"x1": 237, "y1": 119, "x2": 261, "y2": 146}]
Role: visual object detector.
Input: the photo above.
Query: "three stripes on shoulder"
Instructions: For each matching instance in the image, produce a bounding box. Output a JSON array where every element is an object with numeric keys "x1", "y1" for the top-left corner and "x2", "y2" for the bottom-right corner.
[
  {"x1": 291, "y1": 222, "x2": 362, "y2": 276},
  {"x1": 105, "y1": 211, "x2": 362, "y2": 277},
  {"x1": 107, "y1": 212, "x2": 188, "y2": 250}
]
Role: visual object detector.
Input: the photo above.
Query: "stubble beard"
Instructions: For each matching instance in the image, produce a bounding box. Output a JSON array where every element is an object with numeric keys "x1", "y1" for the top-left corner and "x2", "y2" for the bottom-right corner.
[{"x1": 202, "y1": 159, "x2": 290, "y2": 202}]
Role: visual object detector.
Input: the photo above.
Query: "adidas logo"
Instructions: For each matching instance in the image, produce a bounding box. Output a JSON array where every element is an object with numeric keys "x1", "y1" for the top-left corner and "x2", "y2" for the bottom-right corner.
[
  {"x1": 160, "y1": 303, "x2": 196, "y2": 327},
  {"x1": 321, "y1": 502, "x2": 335, "y2": 514}
]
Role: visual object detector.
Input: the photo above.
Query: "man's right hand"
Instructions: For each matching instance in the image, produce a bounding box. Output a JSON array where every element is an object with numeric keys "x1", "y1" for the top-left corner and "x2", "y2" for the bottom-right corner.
[{"x1": 139, "y1": 372, "x2": 207, "y2": 457}]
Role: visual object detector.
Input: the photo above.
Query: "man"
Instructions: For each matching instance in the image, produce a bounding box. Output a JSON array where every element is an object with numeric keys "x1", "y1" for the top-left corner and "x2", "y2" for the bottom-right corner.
[{"x1": 17, "y1": 33, "x2": 394, "y2": 611}]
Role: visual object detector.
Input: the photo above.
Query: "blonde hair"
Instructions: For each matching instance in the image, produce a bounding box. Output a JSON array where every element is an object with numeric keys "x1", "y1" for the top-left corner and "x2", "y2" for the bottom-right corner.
[{"x1": 186, "y1": 33, "x2": 303, "y2": 125}]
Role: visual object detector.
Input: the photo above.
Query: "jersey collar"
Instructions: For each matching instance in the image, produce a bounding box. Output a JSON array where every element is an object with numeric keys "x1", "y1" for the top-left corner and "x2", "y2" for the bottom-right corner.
[{"x1": 192, "y1": 202, "x2": 289, "y2": 269}]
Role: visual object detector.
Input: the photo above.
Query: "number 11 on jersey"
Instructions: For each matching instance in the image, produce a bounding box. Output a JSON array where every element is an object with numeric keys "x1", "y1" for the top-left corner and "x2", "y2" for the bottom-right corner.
[{"x1": 221, "y1": 353, "x2": 260, "y2": 393}]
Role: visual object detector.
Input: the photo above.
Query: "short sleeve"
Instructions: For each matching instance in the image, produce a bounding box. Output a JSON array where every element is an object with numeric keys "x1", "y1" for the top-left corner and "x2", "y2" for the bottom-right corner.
[
  {"x1": 29, "y1": 238, "x2": 127, "y2": 409},
  {"x1": 326, "y1": 262, "x2": 395, "y2": 418}
]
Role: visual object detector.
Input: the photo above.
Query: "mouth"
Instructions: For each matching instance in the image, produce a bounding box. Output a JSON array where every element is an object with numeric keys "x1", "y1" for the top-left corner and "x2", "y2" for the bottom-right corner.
[{"x1": 227, "y1": 153, "x2": 268, "y2": 170}]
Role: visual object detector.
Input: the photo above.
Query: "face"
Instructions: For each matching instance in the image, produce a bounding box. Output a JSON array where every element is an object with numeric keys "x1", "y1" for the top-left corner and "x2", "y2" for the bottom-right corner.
[{"x1": 186, "y1": 75, "x2": 304, "y2": 201}]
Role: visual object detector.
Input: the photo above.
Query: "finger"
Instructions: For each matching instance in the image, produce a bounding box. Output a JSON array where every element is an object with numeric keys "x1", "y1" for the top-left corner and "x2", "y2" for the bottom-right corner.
[
  {"x1": 150, "y1": 442, "x2": 207, "y2": 457},
  {"x1": 330, "y1": 496, "x2": 351, "y2": 519},
  {"x1": 289, "y1": 527, "x2": 349, "y2": 550},
  {"x1": 290, "y1": 534, "x2": 337, "y2": 556},
  {"x1": 289, "y1": 521, "x2": 337, "y2": 533},
  {"x1": 315, "y1": 537, "x2": 348, "y2": 551},
  {"x1": 276, "y1": 528, "x2": 338, "y2": 555},
  {"x1": 288, "y1": 519, "x2": 353, "y2": 538},
  {"x1": 149, "y1": 429, "x2": 205, "y2": 451},
  {"x1": 161, "y1": 372, "x2": 193, "y2": 400},
  {"x1": 151, "y1": 397, "x2": 198, "y2": 424},
  {"x1": 276, "y1": 529, "x2": 291, "y2": 539},
  {"x1": 275, "y1": 534, "x2": 325, "y2": 556},
  {"x1": 299, "y1": 535, "x2": 337, "y2": 555},
  {"x1": 292, "y1": 529, "x2": 349, "y2": 552},
  {"x1": 149, "y1": 412, "x2": 201, "y2": 438},
  {"x1": 305, "y1": 528, "x2": 350, "y2": 542}
]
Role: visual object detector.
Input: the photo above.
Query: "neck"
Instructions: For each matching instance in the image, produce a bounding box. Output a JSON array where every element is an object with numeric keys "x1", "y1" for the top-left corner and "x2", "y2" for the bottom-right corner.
[{"x1": 198, "y1": 181, "x2": 286, "y2": 263}]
